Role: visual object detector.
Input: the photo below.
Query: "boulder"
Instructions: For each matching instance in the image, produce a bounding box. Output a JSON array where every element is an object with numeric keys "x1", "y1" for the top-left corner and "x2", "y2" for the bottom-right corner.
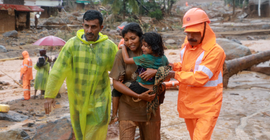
[
  {"x1": 216, "y1": 38, "x2": 251, "y2": 60},
  {"x1": 3, "y1": 30, "x2": 18, "y2": 38},
  {"x1": 0, "y1": 111, "x2": 28, "y2": 122},
  {"x1": 0, "y1": 129, "x2": 30, "y2": 140},
  {"x1": 32, "y1": 117, "x2": 73, "y2": 140},
  {"x1": 0, "y1": 45, "x2": 7, "y2": 53},
  {"x1": 43, "y1": 17, "x2": 66, "y2": 25},
  {"x1": 165, "y1": 39, "x2": 176, "y2": 44}
]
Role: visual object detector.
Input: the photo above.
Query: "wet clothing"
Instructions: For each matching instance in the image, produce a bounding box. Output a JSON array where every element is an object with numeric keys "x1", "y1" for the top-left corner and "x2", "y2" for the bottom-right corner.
[
  {"x1": 109, "y1": 49, "x2": 161, "y2": 139},
  {"x1": 174, "y1": 22, "x2": 226, "y2": 140},
  {"x1": 34, "y1": 61, "x2": 50, "y2": 90},
  {"x1": 119, "y1": 120, "x2": 160, "y2": 140},
  {"x1": 133, "y1": 54, "x2": 168, "y2": 85},
  {"x1": 112, "y1": 81, "x2": 148, "y2": 97},
  {"x1": 44, "y1": 29, "x2": 118, "y2": 140},
  {"x1": 20, "y1": 51, "x2": 33, "y2": 100}
]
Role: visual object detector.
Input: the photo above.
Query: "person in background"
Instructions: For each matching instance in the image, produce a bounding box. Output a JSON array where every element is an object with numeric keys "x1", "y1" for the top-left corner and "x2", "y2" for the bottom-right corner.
[
  {"x1": 20, "y1": 51, "x2": 33, "y2": 100},
  {"x1": 43, "y1": 10, "x2": 118, "y2": 140},
  {"x1": 33, "y1": 49, "x2": 50, "y2": 99}
]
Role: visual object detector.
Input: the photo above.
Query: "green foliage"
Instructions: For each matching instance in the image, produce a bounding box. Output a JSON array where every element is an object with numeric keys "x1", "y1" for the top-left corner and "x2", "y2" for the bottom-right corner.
[
  {"x1": 102, "y1": 0, "x2": 139, "y2": 15},
  {"x1": 149, "y1": 9, "x2": 163, "y2": 20}
]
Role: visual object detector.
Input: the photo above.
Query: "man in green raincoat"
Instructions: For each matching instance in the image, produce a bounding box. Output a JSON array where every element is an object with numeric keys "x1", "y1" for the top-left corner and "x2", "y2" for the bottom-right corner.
[{"x1": 44, "y1": 10, "x2": 118, "y2": 140}]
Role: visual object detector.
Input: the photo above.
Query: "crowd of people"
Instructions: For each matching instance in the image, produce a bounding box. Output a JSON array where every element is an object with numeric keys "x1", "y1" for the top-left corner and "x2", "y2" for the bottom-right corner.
[{"x1": 20, "y1": 8, "x2": 226, "y2": 140}]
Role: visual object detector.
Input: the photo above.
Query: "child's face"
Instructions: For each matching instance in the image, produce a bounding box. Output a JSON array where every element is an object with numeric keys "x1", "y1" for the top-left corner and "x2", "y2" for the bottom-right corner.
[{"x1": 141, "y1": 40, "x2": 153, "y2": 55}]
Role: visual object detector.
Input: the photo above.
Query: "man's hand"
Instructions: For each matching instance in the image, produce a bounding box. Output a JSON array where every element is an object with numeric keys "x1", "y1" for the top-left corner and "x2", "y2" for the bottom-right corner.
[
  {"x1": 165, "y1": 71, "x2": 175, "y2": 81},
  {"x1": 138, "y1": 90, "x2": 155, "y2": 102},
  {"x1": 169, "y1": 63, "x2": 174, "y2": 70},
  {"x1": 118, "y1": 75, "x2": 124, "y2": 83},
  {"x1": 44, "y1": 98, "x2": 56, "y2": 114},
  {"x1": 139, "y1": 68, "x2": 157, "y2": 81}
]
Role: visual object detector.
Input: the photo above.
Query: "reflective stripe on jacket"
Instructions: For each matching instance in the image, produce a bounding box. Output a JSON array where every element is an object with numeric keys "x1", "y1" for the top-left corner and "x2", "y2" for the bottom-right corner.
[
  {"x1": 20, "y1": 51, "x2": 33, "y2": 80},
  {"x1": 174, "y1": 23, "x2": 226, "y2": 118}
]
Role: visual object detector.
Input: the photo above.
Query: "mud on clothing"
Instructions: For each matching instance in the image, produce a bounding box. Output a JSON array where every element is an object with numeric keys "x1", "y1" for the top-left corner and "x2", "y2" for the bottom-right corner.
[{"x1": 44, "y1": 29, "x2": 118, "y2": 140}]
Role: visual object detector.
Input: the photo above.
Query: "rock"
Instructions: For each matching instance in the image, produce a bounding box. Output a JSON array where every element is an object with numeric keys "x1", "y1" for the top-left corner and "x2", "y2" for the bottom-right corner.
[
  {"x1": 0, "y1": 129, "x2": 30, "y2": 140},
  {"x1": 0, "y1": 111, "x2": 28, "y2": 122},
  {"x1": 165, "y1": 39, "x2": 176, "y2": 44},
  {"x1": 230, "y1": 39, "x2": 242, "y2": 45},
  {"x1": 76, "y1": 16, "x2": 83, "y2": 21},
  {"x1": 0, "y1": 45, "x2": 7, "y2": 53},
  {"x1": 3, "y1": 30, "x2": 18, "y2": 38},
  {"x1": 32, "y1": 118, "x2": 73, "y2": 140},
  {"x1": 43, "y1": 17, "x2": 66, "y2": 25},
  {"x1": 247, "y1": 36, "x2": 254, "y2": 40},
  {"x1": 262, "y1": 24, "x2": 270, "y2": 29},
  {"x1": 109, "y1": 30, "x2": 118, "y2": 36},
  {"x1": 216, "y1": 38, "x2": 252, "y2": 60},
  {"x1": 20, "y1": 42, "x2": 25, "y2": 45}
]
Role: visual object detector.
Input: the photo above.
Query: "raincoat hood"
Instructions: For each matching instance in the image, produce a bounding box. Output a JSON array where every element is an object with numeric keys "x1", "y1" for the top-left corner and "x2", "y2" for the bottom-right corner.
[
  {"x1": 22, "y1": 51, "x2": 29, "y2": 58},
  {"x1": 185, "y1": 22, "x2": 216, "y2": 51},
  {"x1": 76, "y1": 29, "x2": 108, "y2": 44}
]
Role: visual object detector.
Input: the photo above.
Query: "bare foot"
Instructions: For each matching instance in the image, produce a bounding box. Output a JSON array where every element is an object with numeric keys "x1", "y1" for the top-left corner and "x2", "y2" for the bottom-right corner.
[{"x1": 109, "y1": 116, "x2": 118, "y2": 125}]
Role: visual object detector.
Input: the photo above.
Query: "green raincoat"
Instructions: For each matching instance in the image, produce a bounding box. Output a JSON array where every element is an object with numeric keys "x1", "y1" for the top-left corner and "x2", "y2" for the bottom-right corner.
[
  {"x1": 44, "y1": 29, "x2": 118, "y2": 140},
  {"x1": 34, "y1": 61, "x2": 50, "y2": 90}
]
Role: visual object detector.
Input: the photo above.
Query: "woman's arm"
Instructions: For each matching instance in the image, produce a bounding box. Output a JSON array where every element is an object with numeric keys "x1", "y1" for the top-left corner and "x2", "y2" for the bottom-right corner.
[
  {"x1": 122, "y1": 45, "x2": 135, "y2": 64},
  {"x1": 113, "y1": 79, "x2": 155, "y2": 102}
]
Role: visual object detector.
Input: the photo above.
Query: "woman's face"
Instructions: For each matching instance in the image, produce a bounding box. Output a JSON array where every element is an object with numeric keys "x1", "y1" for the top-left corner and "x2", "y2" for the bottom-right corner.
[{"x1": 124, "y1": 32, "x2": 140, "y2": 51}]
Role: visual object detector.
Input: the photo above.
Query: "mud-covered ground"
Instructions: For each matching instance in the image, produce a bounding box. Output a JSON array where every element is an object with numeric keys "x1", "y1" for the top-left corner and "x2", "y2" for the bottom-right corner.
[{"x1": 1, "y1": 43, "x2": 270, "y2": 139}]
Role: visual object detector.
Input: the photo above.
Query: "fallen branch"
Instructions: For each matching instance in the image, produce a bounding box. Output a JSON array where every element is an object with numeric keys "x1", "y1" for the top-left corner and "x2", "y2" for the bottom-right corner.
[
  {"x1": 0, "y1": 57, "x2": 23, "y2": 62},
  {"x1": 262, "y1": 112, "x2": 270, "y2": 117}
]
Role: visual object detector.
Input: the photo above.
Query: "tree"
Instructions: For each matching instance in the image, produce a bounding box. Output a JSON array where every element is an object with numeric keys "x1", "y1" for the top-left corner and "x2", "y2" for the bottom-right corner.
[{"x1": 102, "y1": 0, "x2": 139, "y2": 20}]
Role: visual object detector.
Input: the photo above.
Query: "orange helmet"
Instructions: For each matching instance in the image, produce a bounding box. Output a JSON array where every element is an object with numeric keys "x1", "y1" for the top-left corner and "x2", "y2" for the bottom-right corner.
[{"x1": 182, "y1": 8, "x2": 210, "y2": 28}]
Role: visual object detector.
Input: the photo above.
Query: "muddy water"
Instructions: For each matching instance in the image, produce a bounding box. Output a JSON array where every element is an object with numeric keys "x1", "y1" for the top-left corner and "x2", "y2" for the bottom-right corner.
[{"x1": 160, "y1": 71, "x2": 270, "y2": 140}]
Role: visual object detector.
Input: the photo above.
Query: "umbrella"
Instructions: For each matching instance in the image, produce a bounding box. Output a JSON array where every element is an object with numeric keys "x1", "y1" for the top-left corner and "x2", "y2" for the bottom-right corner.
[{"x1": 33, "y1": 36, "x2": 66, "y2": 46}]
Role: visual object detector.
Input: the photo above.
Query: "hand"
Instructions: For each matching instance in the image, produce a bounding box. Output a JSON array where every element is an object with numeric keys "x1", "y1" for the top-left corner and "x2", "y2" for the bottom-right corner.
[
  {"x1": 169, "y1": 63, "x2": 174, "y2": 70},
  {"x1": 164, "y1": 71, "x2": 175, "y2": 81},
  {"x1": 44, "y1": 98, "x2": 56, "y2": 114},
  {"x1": 138, "y1": 90, "x2": 155, "y2": 102},
  {"x1": 139, "y1": 68, "x2": 157, "y2": 81},
  {"x1": 118, "y1": 75, "x2": 124, "y2": 83}
]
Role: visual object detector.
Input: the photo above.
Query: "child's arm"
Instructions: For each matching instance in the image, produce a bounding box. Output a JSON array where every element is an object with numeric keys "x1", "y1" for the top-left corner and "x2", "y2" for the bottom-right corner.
[{"x1": 122, "y1": 45, "x2": 135, "y2": 64}]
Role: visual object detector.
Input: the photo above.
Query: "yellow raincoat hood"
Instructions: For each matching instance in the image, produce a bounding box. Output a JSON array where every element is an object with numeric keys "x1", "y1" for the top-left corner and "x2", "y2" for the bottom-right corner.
[{"x1": 76, "y1": 29, "x2": 108, "y2": 44}]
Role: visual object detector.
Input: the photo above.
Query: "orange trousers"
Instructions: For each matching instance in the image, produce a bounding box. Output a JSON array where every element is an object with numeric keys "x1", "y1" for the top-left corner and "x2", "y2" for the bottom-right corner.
[
  {"x1": 184, "y1": 116, "x2": 218, "y2": 140},
  {"x1": 23, "y1": 80, "x2": 31, "y2": 100}
]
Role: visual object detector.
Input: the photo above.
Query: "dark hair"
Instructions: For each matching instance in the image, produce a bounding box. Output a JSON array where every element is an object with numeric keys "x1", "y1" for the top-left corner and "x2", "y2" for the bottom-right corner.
[
  {"x1": 141, "y1": 32, "x2": 164, "y2": 56},
  {"x1": 83, "y1": 10, "x2": 103, "y2": 25},
  {"x1": 122, "y1": 22, "x2": 143, "y2": 38}
]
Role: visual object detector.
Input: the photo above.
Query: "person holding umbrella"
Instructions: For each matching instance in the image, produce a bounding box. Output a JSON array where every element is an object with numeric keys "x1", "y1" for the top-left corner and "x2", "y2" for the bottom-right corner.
[{"x1": 43, "y1": 10, "x2": 118, "y2": 140}]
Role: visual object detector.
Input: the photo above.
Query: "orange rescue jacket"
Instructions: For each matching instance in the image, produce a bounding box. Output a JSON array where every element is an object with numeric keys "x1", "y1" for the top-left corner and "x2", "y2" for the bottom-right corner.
[
  {"x1": 174, "y1": 23, "x2": 226, "y2": 118},
  {"x1": 20, "y1": 51, "x2": 33, "y2": 80}
]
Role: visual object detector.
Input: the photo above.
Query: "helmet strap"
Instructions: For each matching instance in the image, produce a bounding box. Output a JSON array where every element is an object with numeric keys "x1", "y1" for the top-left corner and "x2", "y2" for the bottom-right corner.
[{"x1": 200, "y1": 22, "x2": 206, "y2": 44}]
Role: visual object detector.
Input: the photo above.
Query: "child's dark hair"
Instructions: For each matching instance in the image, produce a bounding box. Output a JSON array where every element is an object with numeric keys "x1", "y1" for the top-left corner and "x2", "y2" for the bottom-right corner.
[
  {"x1": 122, "y1": 22, "x2": 143, "y2": 38},
  {"x1": 141, "y1": 32, "x2": 164, "y2": 56}
]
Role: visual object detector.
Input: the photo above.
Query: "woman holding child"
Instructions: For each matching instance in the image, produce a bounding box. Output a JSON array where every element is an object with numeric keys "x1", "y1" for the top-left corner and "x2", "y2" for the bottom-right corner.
[{"x1": 109, "y1": 22, "x2": 168, "y2": 140}]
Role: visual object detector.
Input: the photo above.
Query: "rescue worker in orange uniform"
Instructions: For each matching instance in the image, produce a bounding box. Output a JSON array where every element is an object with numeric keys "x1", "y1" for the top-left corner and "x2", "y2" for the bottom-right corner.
[
  {"x1": 20, "y1": 51, "x2": 33, "y2": 100},
  {"x1": 166, "y1": 8, "x2": 226, "y2": 140}
]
